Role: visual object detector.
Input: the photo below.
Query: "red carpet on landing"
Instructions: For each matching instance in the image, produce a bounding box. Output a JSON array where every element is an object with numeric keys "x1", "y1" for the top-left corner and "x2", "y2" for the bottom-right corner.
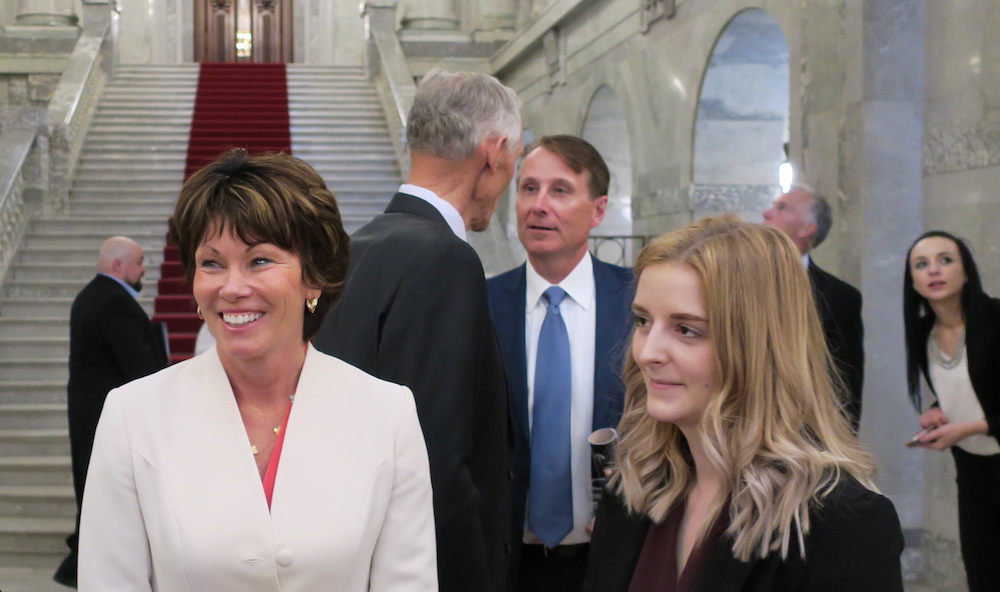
[{"x1": 154, "y1": 62, "x2": 293, "y2": 362}]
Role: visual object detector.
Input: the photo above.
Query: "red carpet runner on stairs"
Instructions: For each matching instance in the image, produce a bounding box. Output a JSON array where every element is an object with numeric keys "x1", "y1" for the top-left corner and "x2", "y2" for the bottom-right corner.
[{"x1": 153, "y1": 63, "x2": 293, "y2": 363}]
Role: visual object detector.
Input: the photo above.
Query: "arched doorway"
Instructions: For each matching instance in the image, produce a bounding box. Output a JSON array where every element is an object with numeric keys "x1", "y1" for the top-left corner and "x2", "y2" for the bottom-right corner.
[
  {"x1": 194, "y1": 0, "x2": 293, "y2": 62},
  {"x1": 581, "y1": 85, "x2": 636, "y2": 265},
  {"x1": 690, "y1": 9, "x2": 789, "y2": 221}
]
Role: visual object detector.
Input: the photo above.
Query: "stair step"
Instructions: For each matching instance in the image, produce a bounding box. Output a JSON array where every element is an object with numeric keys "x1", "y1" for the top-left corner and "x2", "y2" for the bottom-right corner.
[
  {"x1": 10, "y1": 262, "x2": 161, "y2": 282},
  {"x1": 0, "y1": 339, "x2": 68, "y2": 361},
  {"x1": 0, "y1": 318, "x2": 68, "y2": 338},
  {"x1": 0, "y1": 516, "x2": 73, "y2": 558},
  {"x1": 0, "y1": 405, "x2": 66, "y2": 430},
  {"x1": 0, "y1": 298, "x2": 154, "y2": 318},
  {"x1": 0, "y1": 381, "x2": 67, "y2": 405},
  {"x1": 0, "y1": 485, "x2": 75, "y2": 519},
  {"x1": 0, "y1": 456, "x2": 72, "y2": 486},
  {"x1": 30, "y1": 218, "x2": 168, "y2": 234},
  {"x1": 0, "y1": 429, "x2": 69, "y2": 456}
]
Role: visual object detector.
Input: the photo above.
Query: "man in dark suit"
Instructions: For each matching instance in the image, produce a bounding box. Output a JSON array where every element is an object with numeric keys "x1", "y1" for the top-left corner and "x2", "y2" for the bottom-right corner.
[
  {"x1": 488, "y1": 136, "x2": 632, "y2": 592},
  {"x1": 763, "y1": 186, "x2": 864, "y2": 429},
  {"x1": 312, "y1": 69, "x2": 522, "y2": 592},
  {"x1": 55, "y1": 236, "x2": 169, "y2": 588}
]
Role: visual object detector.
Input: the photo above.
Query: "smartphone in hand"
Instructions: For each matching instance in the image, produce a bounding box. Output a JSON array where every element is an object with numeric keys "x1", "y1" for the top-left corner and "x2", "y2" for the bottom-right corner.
[{"x1": 907, "y1": 427, "x2": 934, "y2": 447}]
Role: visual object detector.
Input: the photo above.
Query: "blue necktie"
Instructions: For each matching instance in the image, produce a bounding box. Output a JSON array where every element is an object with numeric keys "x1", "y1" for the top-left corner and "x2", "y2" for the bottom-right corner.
[{"x1": 529, "y1": 286, "x2": 573, "y2": 548}]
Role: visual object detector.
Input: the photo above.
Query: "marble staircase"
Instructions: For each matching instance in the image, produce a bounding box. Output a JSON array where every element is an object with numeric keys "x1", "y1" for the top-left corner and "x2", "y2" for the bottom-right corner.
[{"x1": 0, "y1": 63, "x2": 401, "y2": 568}]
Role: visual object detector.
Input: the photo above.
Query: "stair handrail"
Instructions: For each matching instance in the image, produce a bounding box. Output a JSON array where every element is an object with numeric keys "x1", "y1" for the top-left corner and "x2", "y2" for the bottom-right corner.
[
  {"x1": 361, "y1": 0, "x2": 416, "y2": 178},
  {"x1": 45, "y1": 12, "x2": 113, "y2": 215},
  {"x1": 0, "y1": 130, "x2": 39, "y2": 286}
]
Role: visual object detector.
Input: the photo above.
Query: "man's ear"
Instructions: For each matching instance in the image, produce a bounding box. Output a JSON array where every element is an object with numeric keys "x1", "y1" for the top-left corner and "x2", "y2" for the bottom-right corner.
[
  {"x1": 799, "y1": 221, "x2": 818, "y2": 242},
  {"x1": 480, "y1": 136, "x2": 507, "y2": 172},
  {"x1": 110, "y1": 258, "x2": 124, "y2": 276},
  {"x1": 591, "y1": 195, "x2": 609, "y2": 228}
]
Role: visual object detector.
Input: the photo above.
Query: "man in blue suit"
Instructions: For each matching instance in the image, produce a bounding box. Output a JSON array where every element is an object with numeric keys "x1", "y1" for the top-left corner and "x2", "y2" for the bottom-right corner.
[{"x1": 488, "y1": 135, "x2": 632, "y2": 592}]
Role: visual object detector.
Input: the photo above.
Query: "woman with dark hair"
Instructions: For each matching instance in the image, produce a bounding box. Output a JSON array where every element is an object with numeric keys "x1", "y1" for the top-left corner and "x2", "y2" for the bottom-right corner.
[
  {"x1": 78, "y1": 150, "x2": 437, "y2": 591},
  {"x1": 583, "y1": 216, "x2": 903, "y2": 592},
  {"x1": 904, "y1": 230, "x2": 1000, "y2": 592}
]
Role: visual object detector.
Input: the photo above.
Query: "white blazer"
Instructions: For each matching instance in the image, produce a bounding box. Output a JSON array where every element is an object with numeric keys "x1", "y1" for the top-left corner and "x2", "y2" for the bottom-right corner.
[{"x1": 79, "y1": 344, "x2": 437, "y2": 592}]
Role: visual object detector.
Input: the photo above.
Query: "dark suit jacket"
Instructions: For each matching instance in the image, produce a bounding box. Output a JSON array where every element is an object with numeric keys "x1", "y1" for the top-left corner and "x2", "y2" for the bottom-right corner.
[
  {"x1": 313, "y1": 193, "x2": 510, "y2": 592},
  {"x1": 809, "y1": 261, "x2": 864, "y2": 429},
  {"x1": 67, "y1": 274, "x2": 168, "y2": 507},
  {"x1": 487, "y1": 259, "x2": 632, "y2": 555},
  {"x1": 583, "y1": 476, "x2": 905, "y2": 592}
]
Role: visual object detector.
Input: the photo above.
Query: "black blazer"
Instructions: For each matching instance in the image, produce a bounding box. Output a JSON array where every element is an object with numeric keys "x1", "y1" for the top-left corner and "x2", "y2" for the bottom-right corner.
[
  {"x1": 809, "y1": 261, "x2": 865, "y2": 429},
  {"x1": 487, "y1": 260, "x2": 632, "y2": 544},
  {"x1": 920, "y1": 294, "x2": 1000, "y2": 443},
  {"x1": 67, "y1": 274, "x2": 168, "y2": 505},
  {"x1": 313, "y1": 193, "x2": 510, "y2": 592},
  {"x1": 583, "y1": 476, "x2": 905, "y2": 592}
]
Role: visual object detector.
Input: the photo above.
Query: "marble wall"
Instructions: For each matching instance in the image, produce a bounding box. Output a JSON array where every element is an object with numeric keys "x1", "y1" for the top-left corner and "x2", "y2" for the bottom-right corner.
[
  {"x1": 493, "y1": 5, "x2": 958, "y2": 580},
  {"x1": 115, "y1": 0, "x2": 364, "y2": 65},
  {"x1": 923, "y1": 2, "x2": 1000, "y2": 297}
]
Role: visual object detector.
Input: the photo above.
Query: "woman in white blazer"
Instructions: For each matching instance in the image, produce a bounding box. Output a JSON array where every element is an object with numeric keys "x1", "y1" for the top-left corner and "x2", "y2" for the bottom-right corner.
[{"x1": 79, "y1": 150, "x2": 438, "y2": 592}]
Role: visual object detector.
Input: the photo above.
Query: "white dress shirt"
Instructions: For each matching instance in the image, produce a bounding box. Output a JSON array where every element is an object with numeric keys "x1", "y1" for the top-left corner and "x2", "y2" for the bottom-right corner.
[
  {"x1": 399, "y1": 184, "x2": 467, "y2": 242},
  {"x1": 523, "y1": 252, "x2": 596, "y2": 545}
]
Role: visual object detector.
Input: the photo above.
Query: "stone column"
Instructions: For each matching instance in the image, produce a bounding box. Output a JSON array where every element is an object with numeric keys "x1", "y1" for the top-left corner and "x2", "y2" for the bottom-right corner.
[
  {"x1": 851, "y1": 0, "x2": 925, "y2": 529},
  {"x1": 14, "y1": 0, "x2": 78, "y2": 27},
  {"x1": 6, "y1": 0, "x2": 80, "y2": 38},
  {"x1": 397, "y1": 0, "x2": 459, "y2": 31},
  {"x1": 474, "y1": 0, "x2": 515, "y2": 32}
]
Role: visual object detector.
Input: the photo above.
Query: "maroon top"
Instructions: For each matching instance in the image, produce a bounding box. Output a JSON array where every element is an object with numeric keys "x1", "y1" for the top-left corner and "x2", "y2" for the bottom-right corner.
[{"x1": 627, "y1": 502, "x2": 729, "y2": 592}]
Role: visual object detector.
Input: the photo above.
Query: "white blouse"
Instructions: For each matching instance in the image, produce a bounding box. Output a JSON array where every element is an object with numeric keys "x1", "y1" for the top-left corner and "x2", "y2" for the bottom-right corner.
[{"x1": 928, "y1": 342, "x2": 1000, "y2": 456}]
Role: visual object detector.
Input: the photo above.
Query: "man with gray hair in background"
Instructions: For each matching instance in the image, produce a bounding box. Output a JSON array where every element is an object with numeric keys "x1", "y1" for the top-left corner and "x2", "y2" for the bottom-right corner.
[
  {"x1": 313, "y1": 69, "x2": 522, "y2": 592},
  {"x1": 763, "y1": 185, "x2": 865, "y2": 430}
]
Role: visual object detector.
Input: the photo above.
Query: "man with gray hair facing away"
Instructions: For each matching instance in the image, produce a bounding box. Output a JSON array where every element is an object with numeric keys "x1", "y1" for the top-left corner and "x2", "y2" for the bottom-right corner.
[
  {"x1": 313, "y1": 69, "x2": 522, "y2": 592},
  {"x1": 763, "y1": 185, "x2": 865, "y2": 430}
]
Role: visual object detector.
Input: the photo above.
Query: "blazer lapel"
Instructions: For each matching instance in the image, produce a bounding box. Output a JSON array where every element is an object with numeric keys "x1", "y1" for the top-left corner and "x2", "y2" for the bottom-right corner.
[
  {"x1": 492, "y1": 266, "x2": 529, "y2": 447},
  {"x1": 592, "y1": 260, "x2": 630, "y2": 430},
  {"x1": 693, "y1": 537, "x2": 756, "y2": 592}
]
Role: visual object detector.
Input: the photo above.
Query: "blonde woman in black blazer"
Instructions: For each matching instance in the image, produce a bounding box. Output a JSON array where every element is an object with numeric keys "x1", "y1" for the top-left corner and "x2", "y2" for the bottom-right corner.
[{"x1": 583, "y1": 217, "x2": 904, "y2": 592}]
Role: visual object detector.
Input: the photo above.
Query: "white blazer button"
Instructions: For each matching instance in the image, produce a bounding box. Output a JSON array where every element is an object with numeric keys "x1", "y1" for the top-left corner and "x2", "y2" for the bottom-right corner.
[{"x1": 276, "y1": 549, "x2": 294, "y2": 566}]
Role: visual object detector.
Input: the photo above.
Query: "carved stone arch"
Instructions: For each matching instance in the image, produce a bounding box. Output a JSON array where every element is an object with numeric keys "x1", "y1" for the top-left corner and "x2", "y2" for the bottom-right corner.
[
  {"x1": 690, "y1": 8, "x2": 790, "y2": 221},
  {"x1": 579, "y1": 79, "x2": 638, "y2": 264}
]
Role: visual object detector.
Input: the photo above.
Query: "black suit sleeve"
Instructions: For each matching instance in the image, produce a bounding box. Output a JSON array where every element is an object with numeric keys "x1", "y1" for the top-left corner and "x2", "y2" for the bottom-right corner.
[
  {"x1": 836, "y1": 289, "x2": 865, "y2": 428},
  {"x1": 99, "y1": 294, "x2": 167, "y2": 380},
  {"x1": 374, "y1": 241, "x2": 505, "y2": 592},
  {"x1": 801, "y1": 484, "x2": 904, "y2": 591}
]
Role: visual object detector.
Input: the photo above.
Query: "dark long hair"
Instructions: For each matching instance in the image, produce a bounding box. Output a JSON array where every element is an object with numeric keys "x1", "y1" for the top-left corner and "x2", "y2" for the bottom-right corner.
[{"x1": 903, "y1": 230, "x2": 985, "y2": 409}]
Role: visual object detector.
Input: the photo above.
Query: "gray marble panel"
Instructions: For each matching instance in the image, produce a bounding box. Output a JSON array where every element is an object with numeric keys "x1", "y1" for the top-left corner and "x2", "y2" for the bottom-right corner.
[
  {"x1": 924, "y1": 121, "x2": 1000, "y2": 176},
  {"x1": 862, "y1": 0, "x2": 923, "y2": 101},
  {"x1": 687, "y1": 183, "x2": 778, "y2": 213}
]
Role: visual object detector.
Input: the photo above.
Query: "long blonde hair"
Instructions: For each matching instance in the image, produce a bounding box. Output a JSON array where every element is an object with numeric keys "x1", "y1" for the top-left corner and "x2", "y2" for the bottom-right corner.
[{"x1": 612, "y1": 215, "x2": 874, "y2": 561}]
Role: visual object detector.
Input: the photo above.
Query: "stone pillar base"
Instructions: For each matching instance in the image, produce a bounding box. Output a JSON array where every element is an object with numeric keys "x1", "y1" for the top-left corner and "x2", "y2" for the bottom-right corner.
[
  {"x1": 401, "y1": 17, "x2": 459, "y2": 30},
  {"x1": 3, "y1": 24, "x2": 81, "y2": 39}
]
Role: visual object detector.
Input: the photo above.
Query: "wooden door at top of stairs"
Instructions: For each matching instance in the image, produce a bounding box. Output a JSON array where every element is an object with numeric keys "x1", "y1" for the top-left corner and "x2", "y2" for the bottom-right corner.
[{"x1": 194, "y1": 0, "x2": 292, "y2": 63}]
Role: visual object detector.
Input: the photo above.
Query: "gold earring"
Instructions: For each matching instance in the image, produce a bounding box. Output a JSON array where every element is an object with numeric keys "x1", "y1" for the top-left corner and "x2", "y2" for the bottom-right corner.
[
  {"x1": 197, "y1": 306, "x2": 203, "y2": 320},
  {"x1": 306, "y1": 297, "x2": 318, "y2": 314}
]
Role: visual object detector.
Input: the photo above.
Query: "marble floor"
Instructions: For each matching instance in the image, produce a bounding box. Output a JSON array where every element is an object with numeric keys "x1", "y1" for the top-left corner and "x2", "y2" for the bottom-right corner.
[{"x1": 0, "y1": 566, "x2": 959, "y2": 592}]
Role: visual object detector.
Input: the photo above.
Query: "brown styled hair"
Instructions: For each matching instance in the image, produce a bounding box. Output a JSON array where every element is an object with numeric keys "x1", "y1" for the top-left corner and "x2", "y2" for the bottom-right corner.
[
  {"x1": 531, "y1": 135, "x2": 610, "y2": 200},
  {"x1": 169, "y1": 149, "x2": 349, "y2": 341}
]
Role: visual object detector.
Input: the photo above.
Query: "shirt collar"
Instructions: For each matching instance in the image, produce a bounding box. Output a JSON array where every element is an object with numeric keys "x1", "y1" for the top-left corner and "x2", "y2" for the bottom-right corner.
[
  {"x1": 802, "y1": 253, "x2": 811, "y2": 269},
  {"x1": 399, "y1": 184, "x2": 468, "y2": 242},
  {"x1": 525, "y1": 251, "x2": 595, "y2": 311},
  {"x1": 98, "y1": 272, "x2": 140, "y2": 300}
]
